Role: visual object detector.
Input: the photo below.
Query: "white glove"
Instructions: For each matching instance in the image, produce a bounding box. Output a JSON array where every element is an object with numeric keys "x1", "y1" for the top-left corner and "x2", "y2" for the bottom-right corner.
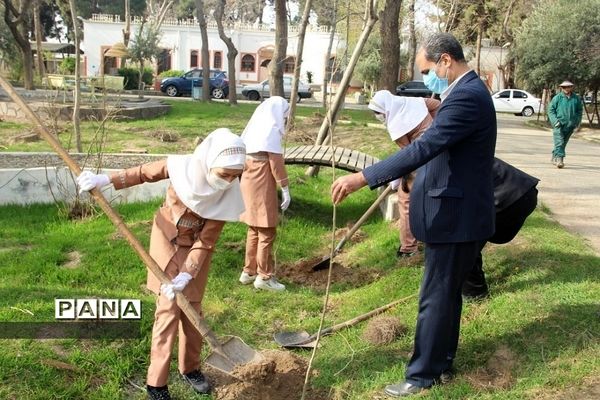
[
  {"x1": 280, "y1": 186, "x2": 291, "y2": 211},
  {"x1": 160, "y1": 272, "x2": 192, "y2": 301},
  {"x1": 77, "y1": 171, "x2": 110, "y2": 194},
  {"x1": 389, "y1": 178, "x2": 401, "y2": 191}
]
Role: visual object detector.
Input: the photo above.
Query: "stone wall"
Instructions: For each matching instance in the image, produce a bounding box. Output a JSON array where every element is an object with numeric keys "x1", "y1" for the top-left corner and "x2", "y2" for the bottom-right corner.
[
  {"x1": 0, "y1": 166, "x2": 168, "y2": 206},
  {"x1": 0, "y1": 152, "x2": 165, "y2": 169}
]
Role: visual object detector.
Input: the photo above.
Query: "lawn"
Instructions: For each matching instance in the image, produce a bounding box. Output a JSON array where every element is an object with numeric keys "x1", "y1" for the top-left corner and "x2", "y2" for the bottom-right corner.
[
  {"x1": 0, "y1": 100, "x2": 599, "y2": 399},
  {"x1": 0, "y1": 98, "x2": 390, "y2": 157}
]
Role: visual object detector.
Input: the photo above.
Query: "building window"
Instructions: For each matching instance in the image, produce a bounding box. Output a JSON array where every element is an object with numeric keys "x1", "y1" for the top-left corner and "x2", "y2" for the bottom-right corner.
[
  {"x1": 190, "y1": 50, "x2": 199, "y2": 68},
  {"x1": 284, "y1": 57, "x2": 295, "y2": 74},
  {"x1": 241, "y1": 54, "x2": 255, "y2": 72},
  {"x1": 157, "y1": 49, "x2": 172, "y2": 74},
  {"x1": 213, "y1": 51, "x2": 222, "y2": 69}
]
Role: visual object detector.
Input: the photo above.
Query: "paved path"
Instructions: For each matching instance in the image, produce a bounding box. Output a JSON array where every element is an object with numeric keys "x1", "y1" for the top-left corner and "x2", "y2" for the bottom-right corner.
[{"x1": 495, "y1": 114, "x2": 600, "y2": 254}]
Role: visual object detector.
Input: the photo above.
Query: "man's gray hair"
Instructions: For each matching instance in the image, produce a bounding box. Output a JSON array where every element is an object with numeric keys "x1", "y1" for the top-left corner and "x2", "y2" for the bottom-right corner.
[{"x1": 422, "y1": 33, "x2": 465, "y2": 63}]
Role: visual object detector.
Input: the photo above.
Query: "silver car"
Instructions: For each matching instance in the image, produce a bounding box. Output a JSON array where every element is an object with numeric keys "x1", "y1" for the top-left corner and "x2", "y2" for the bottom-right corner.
[{"x1": 241, "y1": 76, "x2": 312, "y2": 102}]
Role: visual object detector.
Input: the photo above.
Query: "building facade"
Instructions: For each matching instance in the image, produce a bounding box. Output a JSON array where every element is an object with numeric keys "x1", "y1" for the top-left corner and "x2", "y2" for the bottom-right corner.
[{"x1": 83, "y1": 14, "x2": 340, "y2": 85}]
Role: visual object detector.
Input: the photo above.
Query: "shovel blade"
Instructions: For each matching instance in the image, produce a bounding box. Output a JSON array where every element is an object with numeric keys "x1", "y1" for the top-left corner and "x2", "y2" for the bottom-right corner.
[
  {"x1": 273, "y1": 331, "x2": 317, "y2": 348},
  {"x1": 205, "y1": 336, "x2": 263, "y2": 375},
  {"x1": 311, "y1": 255, "x2": 331, "y2": 271}
]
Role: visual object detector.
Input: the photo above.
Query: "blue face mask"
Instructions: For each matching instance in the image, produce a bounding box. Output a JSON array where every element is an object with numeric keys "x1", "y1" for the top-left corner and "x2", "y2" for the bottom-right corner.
[{"x1": 423, "y1": 61, "x2": 449, "y2": 94}]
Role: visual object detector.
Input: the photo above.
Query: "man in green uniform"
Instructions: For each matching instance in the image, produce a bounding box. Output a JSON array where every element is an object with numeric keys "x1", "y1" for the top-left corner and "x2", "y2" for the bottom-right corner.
[{"x1": 547, "y1": 80, "x2": 583, "y2": 169}]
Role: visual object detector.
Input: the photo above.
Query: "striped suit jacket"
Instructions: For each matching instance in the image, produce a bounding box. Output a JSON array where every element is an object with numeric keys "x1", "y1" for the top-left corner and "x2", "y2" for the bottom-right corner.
[{"x1": 362, "y1": 70, "x2": 497, "y2": 243}]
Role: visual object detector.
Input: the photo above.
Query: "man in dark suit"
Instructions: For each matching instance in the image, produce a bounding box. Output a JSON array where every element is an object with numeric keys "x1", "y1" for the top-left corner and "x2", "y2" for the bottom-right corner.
[
  {"x1": 462, "y1": 157, "x2": 539, "y2": 298},
  {"x1": 331, "y1": 33, "x2": 497, "y2": 397}
]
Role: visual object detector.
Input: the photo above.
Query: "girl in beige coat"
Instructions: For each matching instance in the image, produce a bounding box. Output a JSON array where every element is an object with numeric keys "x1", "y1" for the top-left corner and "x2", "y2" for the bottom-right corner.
[
  {"x1": 368, "y1": 90, "x2": 440, "y2": 258},
  {"x1": 77, "y1": 129, "x2": 246, "y2": 400},
  {"x1": 238, "y1": 96, "x2": 290, "y2": 292}
]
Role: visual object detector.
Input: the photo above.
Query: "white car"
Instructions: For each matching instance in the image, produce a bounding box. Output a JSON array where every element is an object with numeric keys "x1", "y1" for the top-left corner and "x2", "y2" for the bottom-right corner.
[
  {"x1": 492, "y1": 89, "x2": 543, "y2": 117},
  {"x1": 241, "y1": 76, "x2": 313, "y2": 102}
]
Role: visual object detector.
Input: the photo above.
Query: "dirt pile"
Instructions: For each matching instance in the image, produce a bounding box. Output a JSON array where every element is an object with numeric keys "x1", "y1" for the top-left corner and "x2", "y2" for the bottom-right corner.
[
  {"x1": 279, "y1": 258, "x2": 381, "y2": 290},
  {"x1": 362, "y1": 316, "x2": 407, "y2": 345},
  {"x1": 466, "y1": 345, "x2": 518, "y2": 389},
  {"x1": 208, "y1": 350, "x2": 328, "y2": 400}
]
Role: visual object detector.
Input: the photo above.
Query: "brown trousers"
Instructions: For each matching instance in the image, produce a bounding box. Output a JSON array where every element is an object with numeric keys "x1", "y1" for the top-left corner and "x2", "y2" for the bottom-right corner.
[
  {"x1": 243, "y1": 226, "x2": 277, "y2": 279},
  {"x1": 397, "y1": 189, "x2": 418, "y2": 253},
  {"x1": 146, "y1": 247, "x2": 211, "y2": 387}
]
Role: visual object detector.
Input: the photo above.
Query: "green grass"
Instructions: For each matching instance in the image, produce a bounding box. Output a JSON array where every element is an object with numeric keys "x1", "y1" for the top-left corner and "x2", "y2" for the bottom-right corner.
[
  {"x1": 0, "y1": 168, "x2": 599, "y2": 399},
  {"x1": 1, "y1": 101, "x2": 599, "y2": 399},
  {"x1": 0, "y1": 99, "x2": 382, "y2": 155}
]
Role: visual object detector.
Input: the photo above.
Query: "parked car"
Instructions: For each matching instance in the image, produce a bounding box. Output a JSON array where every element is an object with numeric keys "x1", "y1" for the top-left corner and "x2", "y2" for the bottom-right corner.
[
  {"x1": 241, "y1": 76, "x2": 312, "y2": 102},
  {"x1": 395, "y1": 80, "x2": 439, "y2": 99},
  {"x1": 160, "y1": 69, "x2": 229, "y2": 99},
  {"x1": 492, "y1": 89, "x2": 543, "y2": 117}
]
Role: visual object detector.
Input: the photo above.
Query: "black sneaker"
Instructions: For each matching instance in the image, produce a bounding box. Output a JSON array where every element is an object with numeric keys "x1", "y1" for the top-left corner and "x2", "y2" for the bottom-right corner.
[
  {"x1": 147, "y1": 385, "x2": 171, "y2": 400},
  {"x1": 181, "y1": 370, "x2": 211, "y2": 394}
]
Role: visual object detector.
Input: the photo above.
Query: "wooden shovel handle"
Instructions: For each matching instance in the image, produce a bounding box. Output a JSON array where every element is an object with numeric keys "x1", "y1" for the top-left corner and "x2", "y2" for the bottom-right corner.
[
  {"x1": 334, "y1": 185, "x2": 393, "y2": 254},
  {"x1": 0, "y1": 77, "x2": 224, "y2": 353},
  {"x1": 309, "y1": 293, "x2": 416, "y2": 341}
]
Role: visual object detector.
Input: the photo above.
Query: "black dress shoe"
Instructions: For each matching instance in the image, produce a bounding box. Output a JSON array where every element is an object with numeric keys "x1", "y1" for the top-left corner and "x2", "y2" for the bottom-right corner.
[
  {"x1": 384, "y1": 381, "x2": 427, "y2": 397},
  {"x1": 181, "y1": 370, "x2": 211, "y2": 394},
  {"x1": 439, "y1": 367, "x2": 455, "y2": 384},
  {"x1": 147, "y1": 385, "x2": 171, "y2": 400},
  {"x1": 462, "y1": 280, "x2": 489, "y2": 300}
]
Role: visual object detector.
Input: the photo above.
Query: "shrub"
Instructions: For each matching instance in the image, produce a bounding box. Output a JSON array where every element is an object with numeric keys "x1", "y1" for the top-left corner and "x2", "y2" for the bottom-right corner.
[
  {"x1": 118, "y1": 67, "x2": 154, "y2": 90},
  {"x1": 159, "y1": 69, "x2": 185, "y2": 78},
  {"x1": 58, "y1": 57, "x2": 76, "y2": 74}
]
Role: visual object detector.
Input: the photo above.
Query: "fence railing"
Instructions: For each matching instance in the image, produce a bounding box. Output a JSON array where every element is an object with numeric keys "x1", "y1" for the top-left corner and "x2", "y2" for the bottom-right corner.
[{"x1": 89, "y1": 14, "x2": 330, "y2": 33}]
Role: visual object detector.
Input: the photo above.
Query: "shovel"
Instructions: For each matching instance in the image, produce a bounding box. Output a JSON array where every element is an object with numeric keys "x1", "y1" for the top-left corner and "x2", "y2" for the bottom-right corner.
[
  {"x1": 0, "y1": 77, "x2": 262, "y2": 376},
  {"x1": 311, "y1": 185, "x2": 394, "y2": 271},
  {"x1": 274, "y1": 293, "x2": 416, "y2": 348}
]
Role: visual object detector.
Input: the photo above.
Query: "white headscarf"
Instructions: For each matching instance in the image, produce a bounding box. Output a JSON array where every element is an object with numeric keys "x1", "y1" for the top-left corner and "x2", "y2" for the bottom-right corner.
[
  {"x1": 241, "y1": 96, "x2": 290, "y2": 154},
  {"x1": 368, "y1": 90, "x2": 428, "y2": 141},
  {"x1": 167, "y1": 128, "x2": 246, "y2": 222}
]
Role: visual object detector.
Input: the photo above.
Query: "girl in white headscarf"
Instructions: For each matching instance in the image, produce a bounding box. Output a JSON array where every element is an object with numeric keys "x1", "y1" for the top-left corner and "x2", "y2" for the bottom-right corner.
[
  {"x1": 77, "y1": 129, "x2": 246, "y2": 400},
  {"x1": 238, "y1": 96, "x2": 290, "y2": 292},
  {"x1": 368, "y1": 90, "x2": 440, "y2": 258}
]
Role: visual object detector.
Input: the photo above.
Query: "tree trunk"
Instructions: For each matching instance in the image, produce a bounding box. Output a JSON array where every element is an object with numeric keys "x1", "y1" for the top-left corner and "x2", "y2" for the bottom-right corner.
[
  {"x1": 287, "y1": 0, "x2": 312, "y2": 129},
  {"x1": 406, "y1": 0, "x2": 416, "y2": 81},
  {"x1": 122, "y1": 0, "x2": 130, "y2": 68},
  {"x1": 196, "y1": 0, "x2": 211, "y2": 101},
  {"x1": 475, "y1": 18, "x2": 483, "y2": 76},
  {"x1": 306, "y1": 0, "x2": 380, "y2": 177},
  {"x1": 322, "y1": 0, "x2": 338, "y2": 109},
  {"x1": 68, "y1": 0, "x2": 82, "y2": 152},
  {"x1": 378, "y1": 0, "x2": 402, "y2": 91},
  {"x1": 214, "y1": 0, "x2": 238, "y2": 105},
  {"x1": 258, "y1": 0, "x2": 264, "y2": 24},
  {"x1": 269, "y1": 0, "x2": 287, "y2": 97},
  {"x1": 4, "y1": 0, "x2": 35, "y2": 90},
  {"x1": 34, "y1": 0, "x2": 45, "y2": 77}
]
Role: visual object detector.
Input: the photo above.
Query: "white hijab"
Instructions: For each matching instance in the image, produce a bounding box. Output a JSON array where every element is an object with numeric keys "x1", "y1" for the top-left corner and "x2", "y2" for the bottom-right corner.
[
  {"x1": 241, "y1": 96, "x2": 290, "y2": 154},
  {"x1": 167, "y1": 128, "x2": 246, "y2": 222},
  {"x1": 368, "y1": 90, "x2": 428, "y2": 141}
]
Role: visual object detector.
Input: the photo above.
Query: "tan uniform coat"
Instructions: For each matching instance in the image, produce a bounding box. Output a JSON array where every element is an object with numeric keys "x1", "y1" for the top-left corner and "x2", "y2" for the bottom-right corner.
[
  {"x1": 110, "y1": 160, "x2": 225, "y2": 302},
  {"x1": 239, "y1": 152, "x2": 289, "y2": 228}
]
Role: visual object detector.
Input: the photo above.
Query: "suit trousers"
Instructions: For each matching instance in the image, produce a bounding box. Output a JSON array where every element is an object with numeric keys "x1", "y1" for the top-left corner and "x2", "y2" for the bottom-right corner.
[
  {"x1": 243, "y1": 226, "x2": 277, "y2": 279},
  {"x1": 465, "y1": 187, "x2": 538, "y2": 288},
  {"x1": 405, "y1": 241, "x2": 479, "y2": 387}
]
